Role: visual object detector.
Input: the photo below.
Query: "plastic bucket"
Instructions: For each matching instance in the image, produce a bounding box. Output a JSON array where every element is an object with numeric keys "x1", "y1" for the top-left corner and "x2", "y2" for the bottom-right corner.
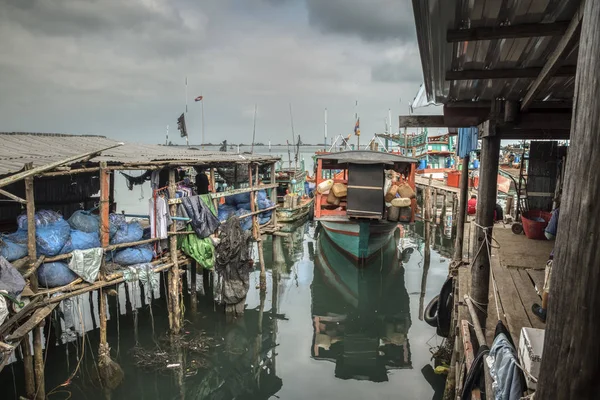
[{"x1": 521, "y1": 210, "x2": 552, "y2": 240}]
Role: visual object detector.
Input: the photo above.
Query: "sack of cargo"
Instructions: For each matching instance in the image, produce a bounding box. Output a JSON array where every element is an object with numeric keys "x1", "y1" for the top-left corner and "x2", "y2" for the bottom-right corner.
[
  {"x1": 391, "y1": 198, "x2": 412, "y2": 208},
  {"x1": 0, "y1": 230, "x2": 28, "y2": 261},
  {"x1": 68, "y1": 210, "x2": 100, "y2": 233},
  {"x1": 327, "y1": 190, "x2": 340, "y2": 206},
  {"x1": 217, "y1": 204, "x2": 237, "y2": 222},
  {"x1": 38, "y1": 262, "x2": 79, "y2": 288},
  {"x1": 17, "y1": 210, "x2": 63, "y2": 231},
  {"x1": 331, "y1": 183, "x2": 347, "y2": 198},
  {"x1": 397, "y1": 182, "x2": 416, "y2": 199},
  {"x1": 109, "y1": 213, "x2": 126, "y2": 238},
  {"x1": 60, "y1": 230, "x2": 101, "y2": 254},
  {"x1": 110, "y1": 221, "x2": 143, "y2": 245},
  {"x1": 385, "y1": 185, "x2": 399, "y2": 203},
  {"x1": 317, "y1": 179, "x2": 334, "y2": 194},
  {"x1": 36, "y1": 219, "x2": 71, "y2": 256},
  {"x1": 112, "y1": 244, "x2": 154, "y2": 266},
  {"x1": 235, "y1": 209, "x2": 253, "y2": 231}
]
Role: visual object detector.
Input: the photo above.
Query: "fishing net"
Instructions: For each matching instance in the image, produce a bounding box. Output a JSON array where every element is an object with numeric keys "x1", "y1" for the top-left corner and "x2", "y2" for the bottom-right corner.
[
  {"x1": 120, "y1": 170, "x2": 152, "y2": 190},
  {"x1": 214, "y1": 216, "x2": 253, "y2": 305}
]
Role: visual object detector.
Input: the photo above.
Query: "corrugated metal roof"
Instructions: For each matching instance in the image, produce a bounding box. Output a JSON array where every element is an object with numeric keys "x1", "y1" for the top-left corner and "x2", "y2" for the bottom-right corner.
[
  {"x1": 0, "y1": 133, "x2": 280, "y2": 177},
  {"x1": 317, "y1": 150, "x2": 417, "y2": 164},
  {"x1": 412, "y1": 0, "x2": 581, "y2": 104}
]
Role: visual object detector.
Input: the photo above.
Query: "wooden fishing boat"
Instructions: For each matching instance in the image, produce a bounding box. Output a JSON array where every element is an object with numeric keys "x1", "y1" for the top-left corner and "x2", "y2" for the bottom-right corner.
[
  {"x1": 311, "y1": 227, "x2": 412, "y2": 379},
  {"x1": 313, "y1": 150, "x2": 417, "y2": 259},
  {"x1": 273, "y1": 159, "x2": 315, "y2": 223}
]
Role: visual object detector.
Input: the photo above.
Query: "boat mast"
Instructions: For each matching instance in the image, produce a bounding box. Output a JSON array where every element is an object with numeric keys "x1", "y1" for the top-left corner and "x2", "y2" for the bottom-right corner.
[
  {"x1": 289, "y1": 103, "x2": 298, "y2": 172},
  {"x1": 251, "y1": 103, "x2": 257, "y2": 154},
  {"x1": 324, "y1": 108, "x2": 328, "y2": 149}
]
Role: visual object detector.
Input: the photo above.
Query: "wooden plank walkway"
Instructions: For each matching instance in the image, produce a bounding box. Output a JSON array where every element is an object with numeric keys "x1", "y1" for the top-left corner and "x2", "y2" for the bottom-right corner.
[
  {"x1": 415, "y1": 176, "x2": 461, "y2": 195},
  {"x1": 486, "y1": 225, "x2": 548, "y2": 343}
]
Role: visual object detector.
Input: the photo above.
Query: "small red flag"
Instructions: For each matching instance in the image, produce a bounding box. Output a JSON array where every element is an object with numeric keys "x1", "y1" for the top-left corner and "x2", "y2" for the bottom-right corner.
[{"x1": 194, "y1": 95, "x2": 203, "y2": 102}]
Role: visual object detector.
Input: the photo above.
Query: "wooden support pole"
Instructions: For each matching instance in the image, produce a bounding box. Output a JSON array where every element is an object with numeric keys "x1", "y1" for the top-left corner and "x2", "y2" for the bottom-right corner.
[
  {"x1": 250, "y1": 164, "x2": 267, "y2": 291},
  {"x1": 22, "y1": 337, "x2": 35, "y2": 399},
  {"x1": 270, "y1": 162, "x2": 278, "y2": 226},
  {"x1": 433, "y1": 188, "x2": 438, "y2": 222},
  {"x1": 470, "y1": 129, "x2": 500, "y2": 328},
  {"x1": 24, "y1": 168, "x2": 38, "y2": 292},
  {"x1": 209, "y1": 167, "x2": 218, "y2": 211},
  {"x1": 168, "y1": 169, "x2": 182, "y2": 334},
  {"x1": 537, "y1": 1, "x2": 600, "y2": 397},
  {"x1": 33, "y1": 324, "x2": 44, "y2": 400},
  {"x1": 453, "y1": 156, "x2": 470, "y2": 262},
  {"x1": 99, "y1": 163, "x2": 110, "y2": 248},
  {"x1": 98, "y1": 287, "x2": 108, "y2": 360},
  {"x1": 452, "y1": 194, "x2": 458, "y2": 228}
]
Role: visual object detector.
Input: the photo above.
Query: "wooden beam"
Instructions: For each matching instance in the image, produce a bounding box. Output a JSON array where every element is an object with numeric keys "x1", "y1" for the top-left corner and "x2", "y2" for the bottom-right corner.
[
  {"x1": 453, "y1": 155, "x2": 469, "y2": 262},
  {"x1": 446, "y1": 100, "x2": 573, "y2": 110},
  {"x1": 447, "y1": 21, "x2": 570, "y2": 42},
  {"x1": 521, "y1": 1, "x2": 585, "y2": 111},
  {"x1": 446, "y1": 65, "x2": 576, "y2": 81},
  {"x1": 0, "y1": 188, "x2": 26, "y2": 203},
  {"x1": 399, "y1": 115, "x2": 445, "y2": 128},
  {"x1": 497, "y1": 128, "x2": 570, "y2": 140}
]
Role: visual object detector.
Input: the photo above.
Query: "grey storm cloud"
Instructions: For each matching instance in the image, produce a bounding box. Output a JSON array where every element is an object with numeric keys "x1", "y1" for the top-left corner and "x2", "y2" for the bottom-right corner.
[
  {"x1": 305, "y1": 0, "x2": 416, "y2": 42},
  {"x1": 0, "y1": 0, "x2": 426, "y2": 144}
]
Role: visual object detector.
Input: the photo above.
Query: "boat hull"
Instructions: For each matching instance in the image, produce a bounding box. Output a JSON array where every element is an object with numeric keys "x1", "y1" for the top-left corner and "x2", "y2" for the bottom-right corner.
[
  {"x1": 319, "y1": 219, "x2": 399, "y2": 260},
  {"x1": 276, "y1": 197, "x2": 314, "y2": 223}
]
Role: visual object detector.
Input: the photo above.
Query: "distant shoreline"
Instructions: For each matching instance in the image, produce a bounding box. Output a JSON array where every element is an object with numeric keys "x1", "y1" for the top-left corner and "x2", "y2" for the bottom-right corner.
[{"x1": 166, "y1": 143, "x2": 326, "y2": 148}]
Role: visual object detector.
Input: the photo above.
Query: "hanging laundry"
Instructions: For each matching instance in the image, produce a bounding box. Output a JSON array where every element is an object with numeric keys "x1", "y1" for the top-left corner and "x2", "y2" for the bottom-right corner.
[
  {"x1": 68, "y1": 248, "x2": 103, "y2": 283},
  {"x1": 149, "y1": 196, "x2": 171, "y2": 239}
]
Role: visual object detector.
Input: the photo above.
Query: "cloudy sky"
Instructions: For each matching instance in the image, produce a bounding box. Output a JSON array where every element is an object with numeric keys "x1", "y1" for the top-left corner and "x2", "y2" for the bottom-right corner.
[{"x1": 0, "y1": 0, "x2": 432, "y2": 145}]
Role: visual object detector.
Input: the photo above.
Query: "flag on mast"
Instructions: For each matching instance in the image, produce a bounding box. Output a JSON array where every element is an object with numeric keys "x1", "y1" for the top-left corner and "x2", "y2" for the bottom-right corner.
[
  {"x1": 177, "y1": 113, "x2": 188, "y2": 138},
  {"x1": 194, "y1": 95, "x2": 203, "y2": 102},
  {"x1": 354, "y1": 118, "x2": 360, "y2": 136}
]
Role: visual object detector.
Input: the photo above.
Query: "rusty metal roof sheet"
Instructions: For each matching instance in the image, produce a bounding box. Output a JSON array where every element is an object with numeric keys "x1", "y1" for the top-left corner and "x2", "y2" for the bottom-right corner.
[
  {"x1": 412, "y1": 0, "x2": 581, "y2": 104},
  {"x1": 0, "y1": 133, "x2": 280, "y2": 177}
]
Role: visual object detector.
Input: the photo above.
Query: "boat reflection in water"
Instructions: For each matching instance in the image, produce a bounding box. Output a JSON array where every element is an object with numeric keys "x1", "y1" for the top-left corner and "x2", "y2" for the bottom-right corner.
[{"x1": 311, "y1": 226, "x2": 412, "y2": 382}]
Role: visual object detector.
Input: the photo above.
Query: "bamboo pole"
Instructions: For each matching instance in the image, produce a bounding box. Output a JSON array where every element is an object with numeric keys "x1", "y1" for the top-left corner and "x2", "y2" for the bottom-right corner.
[
  {"x1": 25, "y1": 170, "x2": 38, "y2": 292},
  {"x1": 33, "y1": 324, "x2": 44, "y2": 400},
  {"x1": 253, "y1": 164, "x2": 267, "y2": 291},
  {"x1": 433, "y1": 188, "x2": 438, "y2": 223},
  {"x1": 43, "y1": 238, "x2": 160, "y2": 263},
  {"x1": 453, "y1": 156, "x2": 470, "y2": 262},
  {"x1": 271, "y1": 162, "x2": 278, "y2": 226},
  {"x1": 22, "y1": 337, "x2": 35, "y2": 399},
  {"x1": 209, "y1": 167, "x2": 218, "y2": 211},
  {"x1": 168, "y1": 169, "x2": 182, "y2": 334}
]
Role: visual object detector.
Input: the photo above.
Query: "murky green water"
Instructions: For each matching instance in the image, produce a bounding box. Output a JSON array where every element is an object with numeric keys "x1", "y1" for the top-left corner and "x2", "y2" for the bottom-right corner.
[{"x1": 1, "y1": 220, "x2": 453, "y2": 400}]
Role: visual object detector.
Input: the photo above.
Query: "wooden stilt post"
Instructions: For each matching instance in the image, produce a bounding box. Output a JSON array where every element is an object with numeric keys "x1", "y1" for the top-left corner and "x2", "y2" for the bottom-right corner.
[
  {"x1": 452, "y1": 194, "x2": 458, "y2": 228},
  {"x1": 470, "y1": 123, "x2": 500, "y2": 328},
  {"x1": 538, "y1": 1, "x2": 600, "y2": 397},
  {"x1": 24, "y1": 164, "x2": 38, "y2": 292},
  {"x1": 433, "y1": 188, "x2": 438, "y2": 223},
  {"x1": 33, "y1": 324, "x2": 44, "y2": 400},
  {"x1": 249, "y1": 164, "x2": 267, "y2": 291},
  {"x1": 209, "y1": 167, "x2": 218, "y2": 211},
  {"x1": 453, "y1": 156, "x2": 470, "y2": 262},
  {"x1": 98, "y1": 163, "x2": 110, "y2": 376},
  {"x1": 271, "y1": 162, "x2": 278, "y2": 226},
  {"x1": 22, "y1": 336, "x2": 35, "y2": 399},
  {"x1": 168, "y1": 169, "x2": 181, "y2": 334},
  {"x1": 441, "y1": 192, "x2": 447, "y2": 221}
]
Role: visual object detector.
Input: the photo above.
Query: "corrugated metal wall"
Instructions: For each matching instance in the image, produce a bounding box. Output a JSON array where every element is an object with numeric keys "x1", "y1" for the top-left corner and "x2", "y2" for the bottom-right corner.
[
  {"x1": 527, "y1": 141, "x2": 567, "y2": 211},
  {"x1": 0, "y1": 173, "x2": 101, "y2": 232}
]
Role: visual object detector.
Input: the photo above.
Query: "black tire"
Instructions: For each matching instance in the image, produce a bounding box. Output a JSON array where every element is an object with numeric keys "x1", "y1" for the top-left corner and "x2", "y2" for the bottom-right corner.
[
  {"x1": 511, "y1": 223, "x2": 524, "y2": 235},
  {"x1": 436, "y1": 277, "x2": 454, "y2": 338},
  {"x1": 424, "y1": 295, "x2": 439, "y2": 327}
]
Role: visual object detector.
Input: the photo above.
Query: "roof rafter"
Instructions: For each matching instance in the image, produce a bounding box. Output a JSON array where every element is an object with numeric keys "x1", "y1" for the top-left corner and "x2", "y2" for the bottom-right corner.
[
  {"x1": 447, "y1": 21, "x2": 570, "y2": 42},
  {"x1": 520, "y1": 0, "x2": 585, "y2": 111},
  {"x1": 446, "y1": 65, "x2": 576, "y2": 81}
]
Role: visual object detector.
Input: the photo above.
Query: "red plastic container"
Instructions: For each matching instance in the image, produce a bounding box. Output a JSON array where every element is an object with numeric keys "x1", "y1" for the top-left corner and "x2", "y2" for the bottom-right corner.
[
  {"x1": 446, "y1": 171, "x2": 460, "y2": 188},
  {"x1": 521, "y1": 210, "x2": 552, "y2": 240}
]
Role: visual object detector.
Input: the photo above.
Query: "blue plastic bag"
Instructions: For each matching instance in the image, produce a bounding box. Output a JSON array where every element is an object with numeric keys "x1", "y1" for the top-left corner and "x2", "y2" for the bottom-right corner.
[
  {"x1": 36, "y1": 219, "x2": 71, "y2": 256},
  {"x1": 218, "y1": 204, "x2": 237, "y2": 222},
  {"x1": 259, "y1": 214, "x2": 271, "y2": 225},
  {"x1": 110, "y1": 221, "x2": 143, "y2": 245},
  {"x1": 60, "y1": 230, "x2": 101, "y2": 254},
  {"x1": 236, "y1": 202, "x2": 252, "y2": 211},
  {"x1": 112, "y1": 244, "x2": 154, "y2": 265},
  {"x1": 68, "y1": 211, "x2": 100, "y2": 233},
  {"x1": 109, "y1": 213, "x2": 126, "y2": 238},
  {"x1": 257, "y1": 190, "x2": 267, "y2": 202},
  {"x1": 235, "y1": 209, "x2": 252, "y2": 231},
  {"x1": 258, "y1": 199, "x2": 275, "y2": 210},
  {"x1": 0, "y1": 238, "x2": 27, "y2": 261},
  {"x1": 38, "y1": 262, "x2": 79, "y2": 288}
]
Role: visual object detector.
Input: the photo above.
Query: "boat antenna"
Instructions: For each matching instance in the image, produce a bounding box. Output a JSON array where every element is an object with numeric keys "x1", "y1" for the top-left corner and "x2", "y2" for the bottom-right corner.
[{"x1": 251, "y1": 103, "x2": 257, "y2": 154}]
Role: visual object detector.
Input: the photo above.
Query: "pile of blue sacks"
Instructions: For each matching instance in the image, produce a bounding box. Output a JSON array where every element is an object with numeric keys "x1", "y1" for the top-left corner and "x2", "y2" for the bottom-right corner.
[
  {"x1": 216, "y1": 190, "x2": 275, "y2": 230},
  {"x1": 0, "y1": 210, "x2": 151, "y2": 265}
]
